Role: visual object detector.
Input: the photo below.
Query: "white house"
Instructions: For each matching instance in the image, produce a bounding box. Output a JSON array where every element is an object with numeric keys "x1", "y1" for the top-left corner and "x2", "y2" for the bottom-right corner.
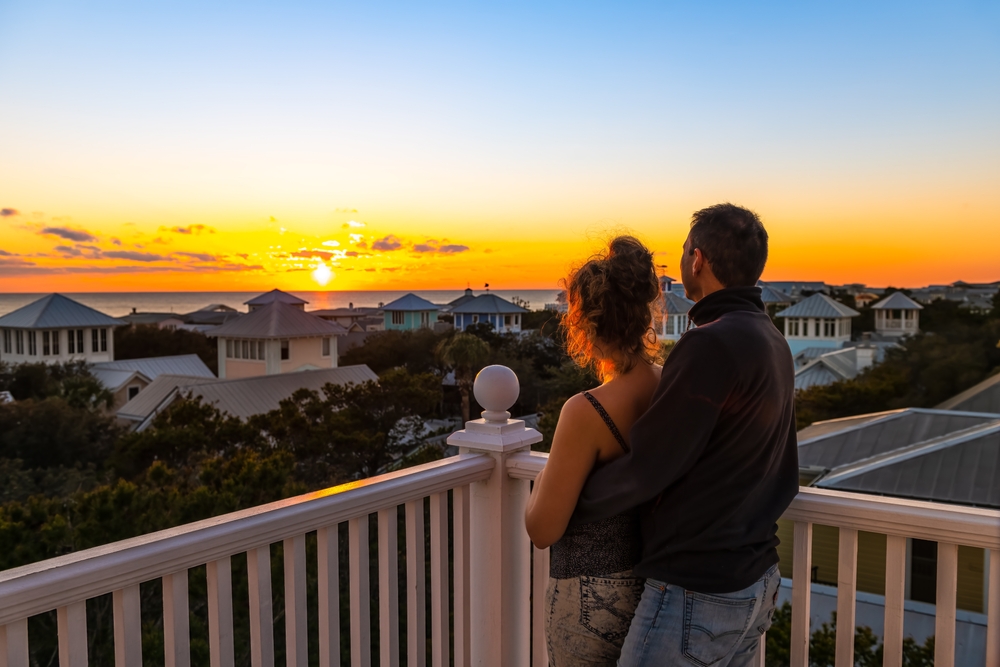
[
  {"x1": 451, "y1": 294, "x2": 528, "y2": 334},
  {"x1": 661, "y1": 292, "x2": 694, "y2": 342},
  {"x1": 0, "y1": 294, "x2": 125, "y2": 365},
  {"x1": 871, "y1": 291, "x2": 923, "y2": 337},
  {"x1": 207, "y1": 301, "x2": 347, "y2": 379},
  {"x1": 775, "y1": 293, "x2": 860, "y2": 355}
]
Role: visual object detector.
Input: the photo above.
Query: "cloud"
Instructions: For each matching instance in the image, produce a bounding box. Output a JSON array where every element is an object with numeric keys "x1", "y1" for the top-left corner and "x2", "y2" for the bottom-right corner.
[
  {"x1": 111, "y1": 238, "x2": 123, "y2": 246},
  {"x1": 1, "y1": 208, "x2": 18, "y2": 217},
  {"x1": 364, "y1": 268, "x2": 376, "y2": 272},
  {"x1": 382, "y1": 267, "x2": 401, "y2": 272},
  {"x1": 345, "y1": 251, "x2": 359, "y2": 257},
  {"x1": 41, "y1": 226, "x2": 97, "y2": 242},
  {"x1": 439, "y1": 244, "x2": 470, "y2": 254},
  {"x1": 174, "y1": 251, "x2": 218, "y2": 262},
  {"x1": 412, "y1": 240, "x2": 470, "y2": 254},
  {"x1": 372, "y1": 235, "x2": 403, "y2": 251},
  {"x1": 291, "y1": 250, "x2": 335, "y2": 261},
  {"x1": 237, "y1": 253, "x2": 249, "y2": 259},
  {"x1": 55, "y1": 245, "x2": 83, "y2": 256},
  {"x1": 413, "y1": 243, "x2": 435, "y2": 253},
  {"x1": 342, "y1": 220, "x2": 365, "y2": 228},
  {"x1": 104, "y1": 250, "x2": 168, "y2": 262},
  {"x1": 0, "y1": 249, "x2": 15, "y2": 256},
  {"x1": 160, "y1": 224, "x2": 215, "y2": 235},
  {"x1": 321, "y1": 240, "x2": 340, "y2": 247},
  {"x1": 336, "y1": 208, "x2": 358, "y2": 213}
]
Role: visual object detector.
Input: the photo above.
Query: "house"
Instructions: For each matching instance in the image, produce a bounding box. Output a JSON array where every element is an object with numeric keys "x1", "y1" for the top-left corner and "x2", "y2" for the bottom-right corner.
[
  {"x1": 660, "y1": 292, "x2": 694, "y2": 342},
  {"x1": 206, "y1": 301, "x2": 347, "y2": 379},
  {"x1": 854, "y1": 292, "x2": 881, "y2": 308},
  {"x1": 937, "y1": 370, "x2": 1000, "y2": 414},
  {"x1": 121, "y1": 311, "x2": 186, "y2": 330},
  {"x1": 659, "y1": 275, "x2": 679, "y2": 293},
  {"x1": 381, "y1": 294, "x2": 440, "y2": 331},
  {"x1": 117, "y1": 365, "x2": 379, "y2": 431},
  {"x1": 0, "y1": 294, "x2": 125, "y2": 365},
  {"x1": 760, "y1": 281, "x2": 830, "y2": 299},
  {"x1": 758, "y1": 283, "x2": 794, "y2": 318},
  {"x1": 441, "y1": 287, "x2": 477, "y2": 313},
  {"x1": 871, "y1": 291, "x2": 923, "y2": 337},
  {"x1": 775, "y1": 293, "x2": 859, "y2": 355},
  {"x1": 245, "y1": 289, "x2": 307, "y2": 312},
  {"x1": 311, "y1": 304, "x2": 384, "y2": 331},
  {"x1": 792, "y1": 339, "x2": 890, "y2": 390},
  {"x1": 90, "y1": 354, "x2": 215, "y2": 410},
  {"x1": 450, "y1": 294, "x2": 528, "y2": 333}
]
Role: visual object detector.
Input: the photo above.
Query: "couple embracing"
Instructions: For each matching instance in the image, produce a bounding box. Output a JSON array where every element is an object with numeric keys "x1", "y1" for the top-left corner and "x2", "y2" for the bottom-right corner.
[{"x1": 526, "y1": 204, "x2": 799, "y2": 666}]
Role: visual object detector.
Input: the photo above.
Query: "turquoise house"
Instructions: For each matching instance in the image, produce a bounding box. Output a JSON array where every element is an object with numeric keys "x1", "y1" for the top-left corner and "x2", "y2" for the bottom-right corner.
[{"x1": 382, "y1": 294, "x2": 440, "y2": 331}]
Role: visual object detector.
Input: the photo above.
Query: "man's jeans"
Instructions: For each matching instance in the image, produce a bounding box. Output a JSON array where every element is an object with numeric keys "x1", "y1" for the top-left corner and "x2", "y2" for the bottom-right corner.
[{"x1": 617, "y1": 564, "x2": 780, "y2": 666}]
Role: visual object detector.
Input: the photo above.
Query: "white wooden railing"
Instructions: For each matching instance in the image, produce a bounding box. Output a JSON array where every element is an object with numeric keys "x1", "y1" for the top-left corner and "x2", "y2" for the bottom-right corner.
[{"x1": 1, "y1": 365, "x2": 999, "y2": 666}]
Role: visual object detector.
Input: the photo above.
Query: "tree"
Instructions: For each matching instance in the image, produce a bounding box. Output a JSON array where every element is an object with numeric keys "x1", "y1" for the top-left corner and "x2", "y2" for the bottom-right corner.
[
  {"x1": 436, "y1": 333, "x2": 490, "y2": 422},
  {"x1": 340, "y1": 328, "x2": 448, "y2": 375},
  {"x1": 114, "y1": 324, "x2": 219, "y2": 374}
]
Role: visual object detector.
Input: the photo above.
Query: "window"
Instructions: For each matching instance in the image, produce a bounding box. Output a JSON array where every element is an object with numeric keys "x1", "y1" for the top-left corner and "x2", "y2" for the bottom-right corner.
[
  {"x1": 258, "y1": 341, "x2": 265, "y2": 360},
  {"x1": 504, "y1": 315, "x2": 512, "y2": 327},
  {"x1": 28, "y1": 331, "x2": 37, "y2": 356},
  {"x1": 322, "y1": 337, "x2": 331, "y2": 356},
  {"x1": 226, "y1": 340, "x2": 233, "y2": 358},
  {"x1": 823, "y1": 319, "x2": 836, "y2": 337},
  {"x1": 100, "y1": 328, "x2": 108, "y2": 352},
  {"x1": 472, "y1": 315, "x2": 479, "y2": 324},
  {"x1": 391, "y1": 311, "x2": 405, "y2": 325},
  {"x1": 76, "y1": 330, "x2": 84, "y2": 353},
  {"x1": 52, "y1": 331, "x2": 59, "y2": 355},
  {"x1": 127, "y1": 385, "x2": 141, "y2": 401},
  {"x1": 420, "y1": 312, "x2": 429, "y2": 327},
  {"x1": 515, "y1": 315, "x2": 520, "y2": 326},
  {"x1": 813, "y1": 319, "x2": 820, "y2": 337},
  {"x1": 3, "y1": 329, "x2": 11, "y2": 354},
  {"x1": 280, "y1": 340, "x2": 289, "y2": 360},
  {"x1": 242, "y1": 340, "x2": 249, "y2": 359},
  {"x1": 16, "y1": 330, "x2": 24, "y2": 355},
  {"x1": 92, "y1": 329, "x2": 99, "y2": 353},
  {"x1": 43, "y1": 331, "x2": 50, "y2": 356}
]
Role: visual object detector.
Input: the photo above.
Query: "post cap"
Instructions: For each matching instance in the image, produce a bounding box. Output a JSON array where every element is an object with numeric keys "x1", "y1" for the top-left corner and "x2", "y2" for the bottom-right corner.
[{"x1": 474, "y1": 365, "x2": 519, "y2": 422}]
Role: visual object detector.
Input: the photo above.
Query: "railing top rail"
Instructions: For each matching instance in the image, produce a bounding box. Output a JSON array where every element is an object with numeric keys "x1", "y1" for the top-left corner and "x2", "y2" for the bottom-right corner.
[
  {"x1": 0, "y1": 453, "x2": 494, "y2": 626},
  {"x1": 505, "y1": 451, "x2": 1000, "y2": 549}
]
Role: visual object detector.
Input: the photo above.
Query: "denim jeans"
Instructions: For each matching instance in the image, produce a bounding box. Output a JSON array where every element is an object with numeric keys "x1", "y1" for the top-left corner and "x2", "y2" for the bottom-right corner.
[{"x1": 617, "y1": 564, "x2": 780, "y2": 667}]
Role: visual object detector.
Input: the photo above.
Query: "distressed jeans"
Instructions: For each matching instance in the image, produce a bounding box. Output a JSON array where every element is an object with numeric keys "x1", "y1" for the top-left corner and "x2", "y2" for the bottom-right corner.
[{"x1": 617, "y1": 564, "x2": 780, "y2": 667}]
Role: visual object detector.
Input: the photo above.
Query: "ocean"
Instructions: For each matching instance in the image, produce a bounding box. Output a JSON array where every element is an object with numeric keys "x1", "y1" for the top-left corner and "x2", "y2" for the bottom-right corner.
[{"x1": 0, "y1": 290, "x2": 564, "y2": 318}]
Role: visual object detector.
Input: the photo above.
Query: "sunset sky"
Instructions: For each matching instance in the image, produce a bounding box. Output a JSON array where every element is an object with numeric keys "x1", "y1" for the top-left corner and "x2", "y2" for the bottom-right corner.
[{"x1": 1, "y1": 1, "x2": 998, "y2": 292}]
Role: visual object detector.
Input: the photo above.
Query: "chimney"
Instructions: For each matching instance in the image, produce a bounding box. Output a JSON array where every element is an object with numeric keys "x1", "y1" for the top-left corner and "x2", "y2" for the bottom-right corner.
[
  {"x1": 349, "y1": 302, "x2": 354, "y2": 310},
  {"x1": 856, "y1": 333, "x2": 875, "y2": 371}
]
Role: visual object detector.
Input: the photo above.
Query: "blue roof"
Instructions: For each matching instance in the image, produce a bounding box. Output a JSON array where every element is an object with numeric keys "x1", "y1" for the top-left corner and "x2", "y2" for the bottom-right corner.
[
  {"x1": 0, "y1": 294, "x2": 125, "y2": 329},
  {"x1": 382, "y1": 293, "x2": 440, "y2": 311},
  {"x1": 870, "y1": 291, "x2": 923, "y2": 310},
  {"x1": 663, "y1": 292, "x2": 694, "y2": 315},
  {"x1": 450, "y1": 293, "x2": 528, "y2": 314},
  {"x1": 759, "y1": 285, "x2": 793, "y2": 304},
  {"x1": 775, "y1": 293, "x2": 859, "y2": 319}
]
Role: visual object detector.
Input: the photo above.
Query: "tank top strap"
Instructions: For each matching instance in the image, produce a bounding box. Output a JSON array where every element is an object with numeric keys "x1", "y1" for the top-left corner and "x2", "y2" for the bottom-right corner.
[{"x1": 581, "y1": 391, "x2": 630, "y2": 453}]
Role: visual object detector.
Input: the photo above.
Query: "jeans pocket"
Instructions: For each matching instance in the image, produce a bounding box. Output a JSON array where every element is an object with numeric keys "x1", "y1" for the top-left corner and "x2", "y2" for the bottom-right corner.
[
  {"x1": 578, "y1": 575, "x2": 645, "y2": 647},
  {"x1": 682, "y1": 590, "x2": 757, "y2": 666}
]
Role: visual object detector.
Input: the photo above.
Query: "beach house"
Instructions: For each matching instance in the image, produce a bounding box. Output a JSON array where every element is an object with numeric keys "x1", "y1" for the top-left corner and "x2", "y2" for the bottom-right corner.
[{"x1": 0, "y1": 294, "x2": 125, "y2": 365}]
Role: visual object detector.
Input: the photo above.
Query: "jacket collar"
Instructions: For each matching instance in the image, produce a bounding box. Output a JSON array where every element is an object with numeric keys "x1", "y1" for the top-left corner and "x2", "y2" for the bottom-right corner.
[{"x1": 688, "y1": 286, "x2": 765, "y2": 326}]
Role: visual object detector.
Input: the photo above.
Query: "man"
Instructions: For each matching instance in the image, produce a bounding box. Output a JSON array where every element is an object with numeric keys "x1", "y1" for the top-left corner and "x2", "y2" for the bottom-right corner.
[{"x1": 572, "y1": 203, "x2": 799, "y2": 666}]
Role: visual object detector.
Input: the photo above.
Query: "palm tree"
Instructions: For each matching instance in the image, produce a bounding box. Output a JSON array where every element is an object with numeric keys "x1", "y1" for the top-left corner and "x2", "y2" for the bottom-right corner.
[{"x1": 436, "y1": 333, "x2": 490, "y2": 423}]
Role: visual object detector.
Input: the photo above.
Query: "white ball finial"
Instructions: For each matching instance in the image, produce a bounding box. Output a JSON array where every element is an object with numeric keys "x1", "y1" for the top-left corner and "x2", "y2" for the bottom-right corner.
[{"x1": 473, "y1": 365, "x2": 519, "y2": 422}]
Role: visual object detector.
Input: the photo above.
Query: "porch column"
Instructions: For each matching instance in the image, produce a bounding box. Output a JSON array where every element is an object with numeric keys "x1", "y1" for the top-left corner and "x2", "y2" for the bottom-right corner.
[{"x1": 447, "y1": 365, "x2": 542, "y2": 667}]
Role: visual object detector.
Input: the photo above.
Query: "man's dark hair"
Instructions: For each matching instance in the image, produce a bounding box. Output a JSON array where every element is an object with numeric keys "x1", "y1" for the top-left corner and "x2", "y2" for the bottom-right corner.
[{"x1": 688, "y1": 203, "x2": 768, "y2": 287}]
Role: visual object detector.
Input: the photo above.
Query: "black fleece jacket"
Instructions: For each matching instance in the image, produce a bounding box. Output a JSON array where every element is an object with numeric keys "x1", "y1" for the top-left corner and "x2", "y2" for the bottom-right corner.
[{"x1": 571, "y1": 286, "x2": 799, "y2": 593}]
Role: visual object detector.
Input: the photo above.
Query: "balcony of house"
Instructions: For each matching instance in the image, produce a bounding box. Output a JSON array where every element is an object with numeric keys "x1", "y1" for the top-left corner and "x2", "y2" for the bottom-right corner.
[{"x1": 1, "y1": 369, "x2": 999, "y2": 667}]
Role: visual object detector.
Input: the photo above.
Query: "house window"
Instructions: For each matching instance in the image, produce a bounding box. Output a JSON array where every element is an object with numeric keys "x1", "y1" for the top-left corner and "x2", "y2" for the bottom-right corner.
[
  {"x1": 322, "y1": 337, "x2": 331, "y2": 356},
  {"x1": 813, "y1": 319, "x2": 821, "y2": 337},
  {"x1": 52, "y1": 331, "x2": 60, "y2": 355},
  {"x1": 127, "y1": 385, "x2": 141, "y2": 401},
  {"x1": 43, "y1": 331, "x2": 50, "y2": 356},
  {"x1": 514, "y1": 315, "x2": 520, "y2": 326},
  {"x1": 226, "y1": 340, "x2": 233, "y2": 358},
  {"x1": 92, "y1": 329, "x2": 99, "y2": 353},
  {"x1": 280, "y1": 340, "x2": 289, "y2": 360},
  {"x1": 27, "y1": 331, "x2": 37, "y2": 356},
  {"x1": 100, "y1": 328, "x2": 108, "y2": 352},
  {"x1": 504, "y1": 315, "x2": 512, "y2": 327},
  {"x1": 242, "y1": 340, "x2": 249, "y2": 359},
  {"x1": 2, "y1": 329, "x2": 10, "y2": 354},
  {"x1": 823, "y1": 319, "x2": 836, "y2": 337},
  {"x1": 76, "y1": 330, "x2": 84, "y2": 354},
  {"x1": 391, "y1": 311, "x2": 405, "y2": 325},
  {"x1": 472, "y1": 315, "x2": 479, "y2": 324},
  {"x1": 258, "y1": 341, "x2": 265, "y2": 360},
  {"x1": 420, "y1": 312, "x2": 429, "y2": 327}
]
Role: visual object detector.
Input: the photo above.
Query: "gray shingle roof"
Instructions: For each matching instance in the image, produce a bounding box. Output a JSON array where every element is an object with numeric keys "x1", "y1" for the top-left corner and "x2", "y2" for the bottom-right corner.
[
  {"x1": 797, "y1": 407, "x2": 1000, "y2": 470},
  {"x1": 775, "y1": 293, "x2": 859, "y2": 319},
  {"x1": 93, "y1": 354, "x2": 215, "y2": 380},
  {"x1": 663, "y1": 292, "x2": 695, "y2": 315},
  {"x1": 936, "y1": 371, "x2": 1000, "y2": 414},
  {"x1": 0, "y1": 294, "x2": 126, "y2": 329},
  {"x1": 816, "y1": 421, "x2": 1000, "y2": 508},
  {"x1": 244, "y1": 289, "x2": 308, "y2": 306},
  {"x1": 206, "y1": 301, "x2": 347, "y2": 339},
  {"x1": 870, "y1": 292, "x2": 923, "y2": 310},
  {"x1": 450, "y1": 293, "x2": 528, "y2": 314},
  {"x1": 382, "y1": 293, "x2": 440, "y2": 312}
]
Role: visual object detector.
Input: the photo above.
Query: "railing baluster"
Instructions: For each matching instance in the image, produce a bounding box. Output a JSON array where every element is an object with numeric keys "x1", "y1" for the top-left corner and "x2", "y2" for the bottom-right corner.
[
  {"x1": 531, "y1": 546, "x2": 549, "y2": 667},
  {"x1": 248, "y1": 546, "x2": 275, "y2": 667},
  {"x1": 835, "y1": 528, "x2": 858, "y2": 667},
  {"x1": 207, "y1": 557, "x2": 235, "y2": 667},
  {"x1": 883, "y1": 535, "x2": 907, "y2": 667},
  {"x1": 317, "y1": 526, "x2": 341, "y2": 667},
  {"x1": 378, "y1": 509, "x2": 400, "y2": 667},
  {"x1": 790, "y1": 522, "x2": 813, "y2": 667},
  {"x1": 0, "y1": 619, "x2": 29, "y2": 667},
  {"x1": 349, "y1": 516, "x2": 371, "y2": 667},
  {"x1": 284, "y1": 536, "x2": 308, "y2": 667},
  {"x1": 986, "y1": 549, "x2": 999, "y2": 667},
  {"x1": 429, "y1": 492, "x2": 450, "y2": 667},
  {"x1": 934, "y1": 542, "x2": 958, "y2": 667},
  {"x1": 113, "y1": 585, "x2": 142, "y2": 667},
  {"x1": 405, "y1": 500, "x2": 426, "y2": 667},
  {"x1": 453, "y1": 486, "x2": 471, "y2": 667},
  {"x1": 163, "y1": 571, "x2": 191, "y2": 667},
  {"x1": 56, "y1": 601, "x2": 88, "y2": 667}
]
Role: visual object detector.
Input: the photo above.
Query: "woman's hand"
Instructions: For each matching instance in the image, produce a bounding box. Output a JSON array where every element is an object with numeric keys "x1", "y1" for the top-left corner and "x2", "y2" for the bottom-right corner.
[{"x1": 525, "y1": 394, "x2": 602, "y2": 549}]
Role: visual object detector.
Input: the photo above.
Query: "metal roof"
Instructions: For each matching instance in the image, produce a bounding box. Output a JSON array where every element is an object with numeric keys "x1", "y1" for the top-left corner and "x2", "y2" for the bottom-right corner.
[
  {"x1": 816, "y1": 421, "x2": 1000, "y2": 508},
  {"x1": 775, "y1": 293, "x2": 859, "y2": 319},
  {"x1": 206, "y1": 301, "x2": 347, "y2": 339},
  {"x1": 244, "y1": 289, "x2": 308, "y2": 306},
  {"x1": 91, "y1": 368, "x2": 147, "y2": 392},
  {"x1": 450, "y1": 293, "x2": 528, "y2": 314},
  {"x1": 870, "y1": 292, "x2": 923, "y2": 310},
  {"x1": 758, "y1": 285, "x2": 793, "y2": 304},
  {"x1": 93, "y1": 354, "x2": 215, "y2": 380},
  {"x1": 0, "y1": 294, "x2": 126, "y2": 329},
  {"x1": 936, "y1": 371, "x2": 1000, "y2": 414},
  {"x1": 381, "y1": 293, "x2": 440, "y2": 312},
  {"x1": 797, "y1": 407, "x2": 1000, "y2": 470},
  {"x1": 117, "y1": 374, "x2": 217, "y2": 422},
  {"x1": 663, "y1": 292, "x2": 694, "y2": 315}
]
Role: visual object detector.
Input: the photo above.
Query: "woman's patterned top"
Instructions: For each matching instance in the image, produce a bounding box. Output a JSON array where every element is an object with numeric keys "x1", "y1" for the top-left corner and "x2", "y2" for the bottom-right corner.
[{"x1": 549, "y1": 391, "x2": 641, "y2": 579}]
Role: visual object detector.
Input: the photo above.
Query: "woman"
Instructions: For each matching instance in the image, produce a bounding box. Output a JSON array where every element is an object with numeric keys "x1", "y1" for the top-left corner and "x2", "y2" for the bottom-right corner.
[{"x1": 525, "y1": 235, "x2": 663, "y2": 666}]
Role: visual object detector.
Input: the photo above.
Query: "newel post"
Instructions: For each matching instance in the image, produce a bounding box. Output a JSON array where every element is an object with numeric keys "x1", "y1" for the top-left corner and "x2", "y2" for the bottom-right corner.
[{"x1": 447, "y1": 365, "x2": 542, "y2": 667}]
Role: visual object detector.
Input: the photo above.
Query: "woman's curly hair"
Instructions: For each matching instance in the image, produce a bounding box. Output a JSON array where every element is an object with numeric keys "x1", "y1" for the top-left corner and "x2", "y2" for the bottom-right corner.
[{"x1": 563, "y1": 235, "x2": 661, "y2": 381}]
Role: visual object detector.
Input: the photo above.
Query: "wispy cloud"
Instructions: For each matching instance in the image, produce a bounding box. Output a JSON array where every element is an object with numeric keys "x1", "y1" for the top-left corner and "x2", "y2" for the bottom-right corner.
[
  {"x1": 335, "y1": 208, "x2": 358, "y2": 213},
  {"x1": 55, "y1": 245, "x2": 83, "y2": 257},
  {"x1": 291, "y1": 250, "x2": 336, "y2": 261},
  {"x1": 160, "y1": 224, "x2": 215, "y2": 235},
  {"x1": 342, "y1": 220, "x2": 366, "y2": 228},
  {"x1": 0, "y1": 208, "x2": 18, "y2": 217},
  {"x1": 41, "y1": 226, "x2": 97, "y2": 242},
  {"x1": 412, "y1": 240, "x2": 470, "y2": 254},
  {"x1": 174, "y1": 251, "x2": 218, "y2": 262},
  {"x1": 372, "y1": 235, "x2": 404, "y2": 251},
  {"x1": 104, "y1": 250, "x2": 168, "y2": 262},
  {"x1": 0, "y1": 249, "x2": 16, "y2": 256}
]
